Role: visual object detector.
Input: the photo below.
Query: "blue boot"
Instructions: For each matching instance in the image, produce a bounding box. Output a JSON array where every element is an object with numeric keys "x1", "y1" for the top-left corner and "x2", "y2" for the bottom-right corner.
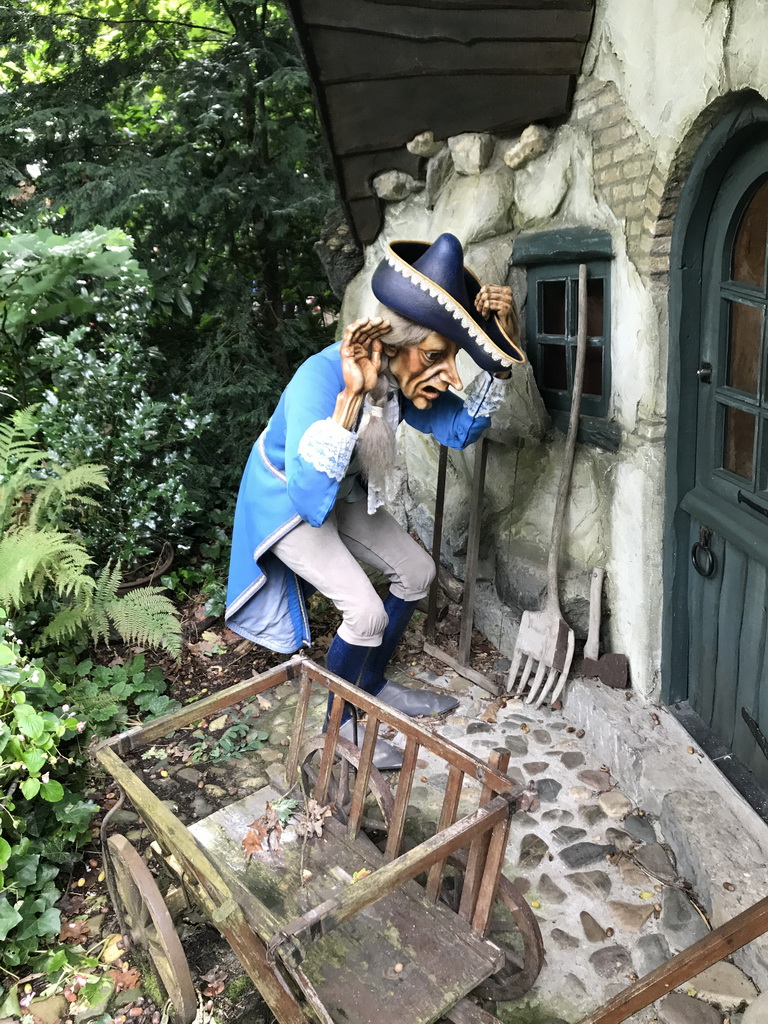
[
  {"x1": 325, "y1": 633, "x2": 403, "y2": 771},
  {"x1": 360, "y1": 593, "x2": 459, "y2": 717}
]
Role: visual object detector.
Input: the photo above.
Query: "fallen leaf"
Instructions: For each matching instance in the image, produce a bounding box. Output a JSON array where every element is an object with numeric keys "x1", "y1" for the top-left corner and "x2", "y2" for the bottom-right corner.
[
  {"x1": 242, "y1": 819, "x2": 272, "y2": 857},
  {"x1": 110, "y1": 966, "x2": 142, "y2": 992},
  {"x1": 222, "y1": 628, "x2": 242, "y2": 645},
  {"x1": 201, "y1": 965, "x2": 228, "y2": 997},
  {"x1": 59, "y1": 919, "x2": 90, "y2": 943},
  {"x1": 208, "y1": 714, "x2": 228, "y2": 732},
  {"x1": 296, "y1": 799, "x2": 334, "y2": 839},
  {"x1": 479, "y1": 700, "x2": 501, "y2": 724},
  {"x1": 352, "y1": 869, "x2": 372, "y2": 883}
]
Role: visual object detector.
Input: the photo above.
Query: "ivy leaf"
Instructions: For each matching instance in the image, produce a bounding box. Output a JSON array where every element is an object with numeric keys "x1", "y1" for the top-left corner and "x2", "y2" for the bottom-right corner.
[
  {"x1": 0, "y1": 895, "x2": 23, "y2": 940},
  {"x1": 40, "y1": 779, "x2": 65, "y2": 803},
  {"x1": 36, "y1": 906, "x2": 60, "y2": 938}
]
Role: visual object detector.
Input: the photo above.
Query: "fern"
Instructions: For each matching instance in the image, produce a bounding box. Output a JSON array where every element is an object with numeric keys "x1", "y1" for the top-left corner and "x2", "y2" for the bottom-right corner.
[{"x1": 0, "y1": 407, "x2": 182, "y2": 657}]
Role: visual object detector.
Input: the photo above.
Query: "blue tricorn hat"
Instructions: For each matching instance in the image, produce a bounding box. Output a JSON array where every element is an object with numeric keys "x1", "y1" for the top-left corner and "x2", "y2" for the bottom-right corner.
[{"x1": 371, "y1": 233, "x2": 525, "y2": 374}]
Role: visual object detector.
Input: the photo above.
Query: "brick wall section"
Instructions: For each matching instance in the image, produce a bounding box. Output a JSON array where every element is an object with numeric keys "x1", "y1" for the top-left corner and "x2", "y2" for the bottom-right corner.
[{"x1": 570, "y1": 78, "x2": 664, "y2": 276}]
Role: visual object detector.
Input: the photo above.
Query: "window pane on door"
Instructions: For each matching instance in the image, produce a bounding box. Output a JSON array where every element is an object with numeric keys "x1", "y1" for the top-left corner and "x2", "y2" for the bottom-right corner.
[
  {"x1": 727, "y1": 301, "x2": 762, "y2": 395},
  {"x1": 722, "y1": 405, "x2": 755, "y2": 480},
  {"x1": 540, "y1": 280, "x2": 566, "y2": 335},
  {"x1": 732, "y1": 178, "x2": 768, "y2": 288},
  {"x1": 540, "y1": 343, "x2": 568, "y2": 390},
  {"x1": 759, "y1": 419, "x2": 768, "y2": 493}
]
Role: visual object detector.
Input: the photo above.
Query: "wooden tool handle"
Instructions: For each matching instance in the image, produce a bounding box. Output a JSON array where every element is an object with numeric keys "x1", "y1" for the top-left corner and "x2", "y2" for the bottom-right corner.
[
  {"x1": 584, "y1": 567, "x2": 605, "y2": 661},
  {"x1": 547, "y1": 264, "x2": 588, "y2": 610}
]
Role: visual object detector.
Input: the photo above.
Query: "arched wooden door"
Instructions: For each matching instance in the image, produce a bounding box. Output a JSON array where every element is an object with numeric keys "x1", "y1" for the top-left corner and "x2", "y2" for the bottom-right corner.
[{"x1": 677, "y1": 140, "x2": 768, "y2": 793}]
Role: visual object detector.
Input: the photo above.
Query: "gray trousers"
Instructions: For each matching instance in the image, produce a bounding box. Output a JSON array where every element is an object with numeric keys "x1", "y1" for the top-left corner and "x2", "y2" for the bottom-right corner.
[{"x1": 272, "y1": 501, "x2": 435, "y2": 647}]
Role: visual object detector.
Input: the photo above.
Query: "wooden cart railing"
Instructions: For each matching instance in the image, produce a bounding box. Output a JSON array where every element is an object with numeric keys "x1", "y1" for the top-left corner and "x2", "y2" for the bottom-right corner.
[{"x1": 94, "y1": 654, "x2": 544, "y2": 1024}]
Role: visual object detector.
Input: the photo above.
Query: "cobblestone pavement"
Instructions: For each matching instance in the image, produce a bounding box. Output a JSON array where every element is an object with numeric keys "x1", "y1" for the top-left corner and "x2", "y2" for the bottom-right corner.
[{"x1": 388, "y1": 660, "x2": 760, "y2": 1024}]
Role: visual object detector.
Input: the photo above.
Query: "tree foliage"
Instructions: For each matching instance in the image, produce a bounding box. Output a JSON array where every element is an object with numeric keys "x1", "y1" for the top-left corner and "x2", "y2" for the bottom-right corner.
[{"x1": 0, "y1": 0, "x2": 338, "y2": 504}]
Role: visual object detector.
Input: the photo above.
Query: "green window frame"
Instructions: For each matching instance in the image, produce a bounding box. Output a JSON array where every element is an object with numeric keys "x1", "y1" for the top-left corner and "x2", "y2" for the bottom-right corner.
[{"x1": 511, "y1": 229, "x2": 618, "y2": 450}]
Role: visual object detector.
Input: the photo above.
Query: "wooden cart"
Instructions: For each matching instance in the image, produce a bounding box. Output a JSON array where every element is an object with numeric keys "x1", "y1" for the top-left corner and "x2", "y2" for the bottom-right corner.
[{"x1": 94, "y1": 655, "x2": 545, "y2": 1024}]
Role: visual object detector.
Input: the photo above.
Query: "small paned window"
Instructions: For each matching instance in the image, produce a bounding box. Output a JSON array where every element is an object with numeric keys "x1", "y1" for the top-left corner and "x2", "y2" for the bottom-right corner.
[
  {"x1": 527, "y1": 261, "x2": 611, "y2": 419},
  {"x1": 511, "y1": 229, "x2": 616, "y2": 449}
]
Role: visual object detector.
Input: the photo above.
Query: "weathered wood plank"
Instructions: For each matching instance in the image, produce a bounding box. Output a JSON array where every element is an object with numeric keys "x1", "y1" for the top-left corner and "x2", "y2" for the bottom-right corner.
[
  {"x1": 471, "y1": 815, "x2": 511, "y2": 935},
  {"x1": 325, "y1": 74, "x2": 573, "y2": 157},
  {"x1": 385, "y1": 735, "x2": 420, "y2": 861},
  {"x1": 423, "y1": 642, "x2": 500, "y2": 695},
  {"x1": 426, "y1": 764, "x2": 465, "y2": 901},
  {"x1": 301, "y1": 0, "x2": 594, "y2": 41},
  {"x1": 315, "y1": 692, "x2": 345, "y2": 803},
  {"x1": 459, "y1": 435, "x2": 489, "y2": 666},
  {"x1": 732, "y1": 557, "x2": 767, "y2": 777},
  {"x1": 712, "y1": 539, "x2": 747, "y2": 749},
  {"x1": 576, "y1": 895, "x2": 768, "y2": 1024},
  {"x1": 313, "y1": 31, "x2": 585, "y2": 84},
  {"x1": 274, "y1": 796, "x2": 511, "y2": 942},
  {"x1": 285, "y1": 675, "x2": 312, "y2": 786},
  {"x1": 96, "y1": 748, "x2": 306, "y2": 1024},
  {"x1": 458, "y1": 750, "x2": 510, "y2": 925},
  {"x1": 346, "y1": 713, "x2": 379, "y2": 839},
  {"x1": 301, "y1": 661, "x2": 517, "y2": 794},
  {"x1": 97, "y1": 656, "x2": 303, "y2": 755}
]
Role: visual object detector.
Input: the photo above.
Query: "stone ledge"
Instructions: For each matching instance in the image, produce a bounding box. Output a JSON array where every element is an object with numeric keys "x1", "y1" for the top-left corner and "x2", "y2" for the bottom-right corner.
[{"x1": 563, "y1": 675, "x2": 768, "y2": 989}]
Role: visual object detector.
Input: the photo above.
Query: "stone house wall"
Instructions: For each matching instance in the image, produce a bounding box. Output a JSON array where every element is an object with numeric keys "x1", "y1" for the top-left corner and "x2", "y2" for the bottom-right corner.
[{"x1": 338, "y1": 0, "x2": 768, "y2": 704}]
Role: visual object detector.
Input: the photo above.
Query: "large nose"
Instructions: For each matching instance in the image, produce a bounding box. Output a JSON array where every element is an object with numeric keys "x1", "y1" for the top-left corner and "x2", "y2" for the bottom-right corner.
[{"x1": 439, "y1": 354, "x2": 463, "y2": 391}]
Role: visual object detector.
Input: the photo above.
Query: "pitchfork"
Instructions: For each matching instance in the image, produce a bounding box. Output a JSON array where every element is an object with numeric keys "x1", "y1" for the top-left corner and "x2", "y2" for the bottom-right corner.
[{"x1": 506, "y1": 263, "x2": 588, "y2": 708}]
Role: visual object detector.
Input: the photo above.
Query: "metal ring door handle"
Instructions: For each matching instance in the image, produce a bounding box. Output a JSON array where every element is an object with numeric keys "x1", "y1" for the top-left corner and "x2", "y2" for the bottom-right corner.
[{"x1": 691, "y1": 526, "x2": 716, "y2": 578}]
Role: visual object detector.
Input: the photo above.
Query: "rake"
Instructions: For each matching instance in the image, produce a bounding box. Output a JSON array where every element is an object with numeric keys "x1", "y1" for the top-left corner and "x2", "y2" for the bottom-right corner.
[{"x1": 506, "y1": 263, "x2": 588, "y2": 708}]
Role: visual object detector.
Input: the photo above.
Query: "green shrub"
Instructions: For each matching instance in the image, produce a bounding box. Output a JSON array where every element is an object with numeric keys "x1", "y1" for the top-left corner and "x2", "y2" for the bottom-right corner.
[{"x1": 0, "y1": 618, "x2": 96, "y2": 969}]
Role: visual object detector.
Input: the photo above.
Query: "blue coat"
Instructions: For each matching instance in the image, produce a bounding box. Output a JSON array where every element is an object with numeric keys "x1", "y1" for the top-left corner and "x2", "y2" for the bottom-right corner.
[{"x1": 225, "y1": 341, "x2": 505, "y2": 652}]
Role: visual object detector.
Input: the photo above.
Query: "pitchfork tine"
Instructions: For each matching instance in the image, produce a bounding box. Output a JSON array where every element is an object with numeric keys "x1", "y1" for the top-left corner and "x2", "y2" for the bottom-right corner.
[
  {"x1": 525, "y1": 660, "x2": 548, "y2": 705},
  {"x1": 515, "y1": 656, "x2": 534, "y2": 695},
  {"x1": 506, "y1": 650, "x2": 523, "y2": 693},
  {"x1": 534, "y1": 666, "x2": 559, "y2": 708},
  {"x1": 547, "y1": 668, "x2": 571, "y2": 708}
]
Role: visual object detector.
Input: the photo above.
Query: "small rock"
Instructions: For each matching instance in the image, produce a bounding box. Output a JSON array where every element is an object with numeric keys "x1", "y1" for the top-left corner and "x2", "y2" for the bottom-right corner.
[
  {"x1": 542, "y1": 809, "x2": 574, "y2": 823},
  {"x1": 467, "y1": 722, "x2": 493, "y2": 734},
  {"x1": 567, "y1": 870, "x2": 613, "y2": 899},
  {"x1": 559, "y1": 842, "x2": 615, "y2": 869},
  {"x1": 448, "y1": 132, "x2": 495, "y2": 175},
  {"x1": 560, "y1": 751, "x2": 586, "y2": 768},
  {"x1": 634, "y1": 843, "x2": 677, "y2": 884},
  {"x1": 517, "y1": 833, "x2": 549, "y2": 870},
  {"x1": 260, "y1": 748, "x2": 284, "y2": 763},
  {"x1": 503, "y1": 124, "x2": 553, "y2": 170},
  {"x1": 372, "y1": 169, "x2": 424, "y2": 201},
  {"x1": 28, "y1": 994, "x2": 69, "y2": 1024},
  {"x1": 683, "y1": 961, "x2": 758, "y2": 1008},
  {"x1": 604, "y1": 827, "x2": 636, "y2": 853},
  {"x1": 569, "y1": 786, "x2": 595, "y2": 802},
  {"x1": 622, "y1": 812, "x2": 657, "y2": 844},
  {"x1": 657, "y1": 991, "x2": 722, "y2": 1024},
  {"x1": 406, "y1": 130, "x2": 445, "y2": 158},
  {"x1": 743, "y1": 991, "x2": 768, "y2": 1022},
  {"x1": 550, "y1": 927, "x2": 580, "y2": 949},
  {"x1": 204, "y1": 784, "x2": 227, "y2": 799},
  {"x1": 607, "y1": 901, "x2": 655, "y2": 932},
  {"x1": 176, "y1": 767, "x2": 202, "y2": 785},
  {"x1": 109, "y1": 808, "x2": 139, "y2": 825},
  {"x1": 579, "y1": 804, "x2": 608, "y2": 826},
  {"x1": 580, "y1": 911, "x2": 607, "y2": 942},
  {"x1": 532, "y1": 729, "x2": 552, "y2": 745},
  {"x1": 598, "y1": 791, "x2": 633, "y2": 818},
  {"x1": 504, "y1": 736, "x2": 529, "y2": 755},
  {"x1": 535, "y1": 778, "x2": 562, "y2": 803},
  {"x1": 536, "y1": 873, "x2": 567, "y2": 904},
  {"x1": 506, "y1": 765, "x2": 526, "y2": 786},
  {"x1": 616, "y1": 853, "x2": 652, "y2": 887},
  {"x1": 578, "y1": 769, "x2": 612, "y2": 793},
  {"x1": 523, "y1": 761, "x2": 550, "y2": 775},
  {"x1": 659, "y1": 886, "x2": 709, "y2": 951},
  {"x1": 635, "y1": 933, "x2": 672, "y2": 976},
  {"x1": 589, "y1": 945, "x2": 633, "y2": 980},
  {"x1": 239, "y1": 776, "x2": 268, "y2": 790},
  {"x1": 425, "y1": 145, "x2": 454, "y2": 208},
  {"x1": 551, "y1": 825, "x2": 587, "y2": 846}
]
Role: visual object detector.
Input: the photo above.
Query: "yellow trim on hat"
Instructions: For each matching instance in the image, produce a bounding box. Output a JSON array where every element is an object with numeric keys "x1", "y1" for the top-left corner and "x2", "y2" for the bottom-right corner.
[{"x1": 385, "y1": 239, "x2": 526, "y2": 366}]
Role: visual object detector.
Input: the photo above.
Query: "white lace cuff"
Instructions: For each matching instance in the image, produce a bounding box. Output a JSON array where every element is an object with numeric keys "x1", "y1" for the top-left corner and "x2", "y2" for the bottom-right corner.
[
  {"x1": 463, "y1": 372, "x2": 508, "y2": 418},
  {"x1": 297, "y1": 418, "x2": 357, "y2": 482}
]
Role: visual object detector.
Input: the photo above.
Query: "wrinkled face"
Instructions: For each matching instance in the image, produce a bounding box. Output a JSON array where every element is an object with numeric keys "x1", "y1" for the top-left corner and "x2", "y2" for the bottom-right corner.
[{"x1": 386, "y1": 331, "x2": 463, "y2": 410}]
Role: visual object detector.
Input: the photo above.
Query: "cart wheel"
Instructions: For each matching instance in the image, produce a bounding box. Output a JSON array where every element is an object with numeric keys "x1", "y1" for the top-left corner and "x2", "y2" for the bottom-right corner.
[
  {"x1": 442, "y1": 850, "x2": 545, "y2": 1002},
  {"x1": 107, "y1": 835, "x2": 198, "y2": 1024},
  {"x1": 299, "y1": 734, "x2": 395, "y2": 833}
]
